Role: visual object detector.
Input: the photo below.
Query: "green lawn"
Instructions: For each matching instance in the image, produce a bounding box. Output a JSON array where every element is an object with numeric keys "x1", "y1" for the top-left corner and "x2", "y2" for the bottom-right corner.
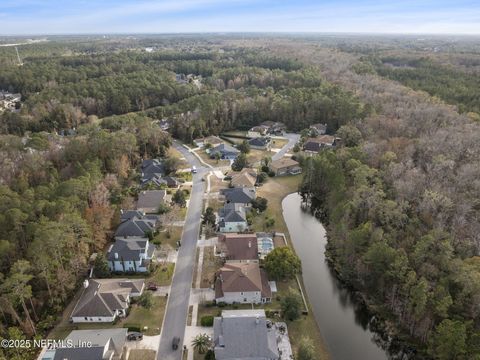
[
  {"x1": 197, "y1": 149, "x2": 230, "y2": 167},
  {"x1": 271, "y1": 138, "x2": 289, "y2": 149},
  {"x1": 120, "y1": 296, "x2": 167, "y2": 335},
  {"x1": 153, "y1": 227, "x2": 183, "y2": 249},
  {"x1": 129, "y1": 349, "x2": 157, "y2": 360},
  {"x1": 49, "y1": 296, "x2": 167, "y2": 338},
  {"x1": 147, "y1": 263, "x2": 175, "y2": 286},
  {"x1": 252, "y1": 175, "x2": 303, "y2": 235}
]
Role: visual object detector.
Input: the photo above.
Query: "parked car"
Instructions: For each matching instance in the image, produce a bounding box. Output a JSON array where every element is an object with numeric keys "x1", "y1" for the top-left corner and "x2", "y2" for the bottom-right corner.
[
  {"x1": 147, "y1": 282, "x2": 158, "y2": 291},
  {"x1": 172, "y1": 336, "x2": 180, "y2": 350},
  {"x1": 191, "y1": 166, "x2": 197, "y2": 173},
  {"x1": 127, "y1": 332, "x2": 143, "y2": 341}
]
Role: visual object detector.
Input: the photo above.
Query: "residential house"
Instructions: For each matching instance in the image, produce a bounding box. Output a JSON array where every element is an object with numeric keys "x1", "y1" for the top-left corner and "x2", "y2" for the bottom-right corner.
[
  {"x1": 247, "y1": 122, "x2": 286, "y2": 138},
  {"x1": 140, "y1": 159, "x2": 165, "y2": 177},
  {"x1": 140, "y1": 172, "x2": 164, "y2": 187},
  {"x1": 217, "y1": 233, "x2": 259, "y2": 263},
  {"x1": 213, "y1": 310, "x2": 279, "y2": 360},
  {"x1": 309, "y1": 123, "x2": 328, "y2": 136},
  {"x1": 194, "y1": 135, "x2": 223, "y2": 148},
  {"x1": 114, "y1": 214, "x2": 157, "y2": 240},
  {"x1": 247, "y1": 125, "x2": 270, "y2": 138},
  {"x1": 261, "y1": 121, "x2": 286, "y2": 136},
  {"x1": 41, "y1": 328, "x2": 127, "y2": 360},
  {"x1": 303, "y1": 135, "x2": 338, "y2": 153},
  {"x1": 256, "y1": 232, "x2": 275, "y2": 259},
  {"x1": 70, "y1": 279, "x2": 144, "y2": 323},
  {"x1": 209, "y1": 143, "x2": 240, "y2": 160},
  {"x1": 107, "y1": 238, "x2": 155, "y2": 273},
  {"x1": 269, "y1": 157, "x2": 302, "y2": 176},
  {"x1": 230, "y1": 168, "x2": 257, "y2": 188},
  {"x1": 136, "y1": 190, "x2": 166, "y2": 213},
  {"x1": 215, "y1": 263, "x2": 272, "y2": 304},
  {"x1": 221, "y1": 187, "x2": 256, "y2": 207},
  {"x1": 218, "y1": 203, "x2": 248, "y2": 233},
  {"x1": 248, "y1": 136, "x2": 271, "y2": 150}
]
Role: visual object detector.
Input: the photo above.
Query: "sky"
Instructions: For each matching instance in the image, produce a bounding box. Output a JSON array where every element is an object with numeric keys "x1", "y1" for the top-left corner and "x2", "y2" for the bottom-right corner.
[{"x1": 0, "y1": 0, "x2": 479, "y2": 35}]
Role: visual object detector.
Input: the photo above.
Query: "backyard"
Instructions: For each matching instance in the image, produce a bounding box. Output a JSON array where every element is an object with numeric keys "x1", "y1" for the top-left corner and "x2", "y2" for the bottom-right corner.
[{"x1": 252, "y1": 174, "x2": 303, "y2": 236}]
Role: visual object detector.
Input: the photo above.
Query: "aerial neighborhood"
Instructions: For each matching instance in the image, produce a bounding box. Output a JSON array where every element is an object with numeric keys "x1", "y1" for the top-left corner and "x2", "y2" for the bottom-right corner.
[
  {"x1": 33, "y1": 118, "x2": 340, "y2": 360},
  {"x1": 2, "y1": 30, "x2": 476, "y2": 360}
]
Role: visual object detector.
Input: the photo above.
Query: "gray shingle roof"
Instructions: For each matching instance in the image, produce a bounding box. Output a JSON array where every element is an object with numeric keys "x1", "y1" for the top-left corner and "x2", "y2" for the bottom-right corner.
[
  {"x1": 107, "y1": 238, "x2": 152, "y2": 262},
  {"x1": 219, "y1": 203, "x2": 246, "y2": 222},
  {"x1": 61, "y1": 328, "x2": 127, "y2": 358},
  {"x1": 248, "y1": 137, "x2": 270, "y2": 147},
  {"x1": 210, "y1": 143, "x2": 240, "y2": 156},
  {"x1": 114, "y1": 217, "x2": 155, "y2": 238},
  {"x1": 53, "y1": 346, "x2": 107, "y2": 360},
  {"x1": 136, "y1": 190, "x2": 166, "y2": 213},
  {"x1": 213, "y1": 310, "x2": 279, "y2": 360},
  {"x1": 71, "y1": 279, "x2": 144, "y2": 318},
  {"x1": 222, "y1": 187, "x2": 256, "y2": 204},
  {"x1": 120, "y1": 210, "x2": 145, "y2": 222},
  {"x1": 141, "y1": 159, "x2": 165, "y2": 175}
]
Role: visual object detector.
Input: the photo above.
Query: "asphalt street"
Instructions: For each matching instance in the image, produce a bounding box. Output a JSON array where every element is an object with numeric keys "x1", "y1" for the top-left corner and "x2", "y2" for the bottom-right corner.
[
  {"x1": 157, "y1": 141, "x2": 207, "y2": 360},
  {"x1": 272, "y1": 133, "x2": 300, "y2": 160}
]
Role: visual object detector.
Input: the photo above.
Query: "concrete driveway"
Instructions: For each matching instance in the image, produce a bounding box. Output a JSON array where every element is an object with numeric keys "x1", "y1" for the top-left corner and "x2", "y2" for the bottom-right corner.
[
  {"x1": 272, "y1": 133, "x2": 300, "y2": 161},
  {"x1": 125, "y1": 334, "x2": 160, "y2": 351}
]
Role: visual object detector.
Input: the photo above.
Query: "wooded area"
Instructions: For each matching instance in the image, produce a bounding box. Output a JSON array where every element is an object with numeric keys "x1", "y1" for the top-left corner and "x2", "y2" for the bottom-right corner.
[{"x1": 1, "y1": 34, "x2": 480, "y2": 359}]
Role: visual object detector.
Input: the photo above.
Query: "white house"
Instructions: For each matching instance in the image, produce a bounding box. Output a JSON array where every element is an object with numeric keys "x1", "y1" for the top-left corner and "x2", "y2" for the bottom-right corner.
[
  {"x1": 107, "y1": 238, "x2": 155, "y2": 273},
  {"x1": 218, "y1": 203, "x2": 248, "y2": 233},
  {"x1": 70, "y1": 279, "x2": 144, "y2": 323}
]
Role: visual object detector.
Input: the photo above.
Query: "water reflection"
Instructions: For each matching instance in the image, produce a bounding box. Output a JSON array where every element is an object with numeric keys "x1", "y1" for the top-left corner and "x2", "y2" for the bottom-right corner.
[{"x1": 282, "y1": 193, "x2": 389, "y2": 360}]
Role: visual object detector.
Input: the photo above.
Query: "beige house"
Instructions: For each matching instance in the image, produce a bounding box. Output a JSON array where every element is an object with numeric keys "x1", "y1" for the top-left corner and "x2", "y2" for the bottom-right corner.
[
  {"x1": 231, "y1": 168, "x2": 257, "y2": 188},
  {"x1": 215, "y1": 263, "x2": 271, "y2": 304},
  {"x1": 269, "y1": 157, "x2": 302, "y2": 176}
]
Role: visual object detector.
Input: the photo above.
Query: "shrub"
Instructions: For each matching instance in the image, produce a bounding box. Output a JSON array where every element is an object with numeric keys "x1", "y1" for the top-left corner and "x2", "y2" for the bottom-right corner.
[
  {"x1": 200, "y1": 315, "x2": 214, "y2": 327},
  {"x1": 124, "y1": 323, "x2": 142, "y2": 332},
  {"x1": 205, "y1": 349, "x2": 215, "y2": 360},
  {"x1": 138, "y1": 291, "x2": 154, "y2": 309}
]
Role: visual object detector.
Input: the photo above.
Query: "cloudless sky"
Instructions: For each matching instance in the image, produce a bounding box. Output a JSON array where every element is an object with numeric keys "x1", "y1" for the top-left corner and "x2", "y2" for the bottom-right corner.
[{"x1": 0, "y1": 0, "x2": 479, "y2": 35}]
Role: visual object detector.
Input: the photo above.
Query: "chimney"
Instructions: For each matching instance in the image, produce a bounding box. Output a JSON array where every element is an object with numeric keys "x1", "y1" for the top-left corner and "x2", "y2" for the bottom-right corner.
[
  {"x1": 114, "y1": 253, "x2": 119, "y2": 260},
  {"x1": 83, "y1": 279, "x2": 89, "y2": 289},
  {"x1": 255, "y1": 315, "x2": 260, "y2": 325},
  {"x1": 248, "y1": 240, "x2": 252, "y2": 248}
]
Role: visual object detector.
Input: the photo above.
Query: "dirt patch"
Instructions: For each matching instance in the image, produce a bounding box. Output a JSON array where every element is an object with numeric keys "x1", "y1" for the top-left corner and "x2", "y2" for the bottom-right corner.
[{"x1": 200, "y1": 247, "x2": 223, "y2": 288}]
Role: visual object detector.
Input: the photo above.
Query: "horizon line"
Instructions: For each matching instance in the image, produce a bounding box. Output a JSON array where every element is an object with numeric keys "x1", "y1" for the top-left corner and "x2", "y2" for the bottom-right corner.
[{"x1": 1, "y1": 31, "x2": 480, "y2": 37}]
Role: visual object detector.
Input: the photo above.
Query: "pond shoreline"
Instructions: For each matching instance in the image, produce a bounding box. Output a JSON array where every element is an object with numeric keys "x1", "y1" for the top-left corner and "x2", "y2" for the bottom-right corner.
[{"x1": 281, "y1": 192, "x2": 390, "y2": 360}]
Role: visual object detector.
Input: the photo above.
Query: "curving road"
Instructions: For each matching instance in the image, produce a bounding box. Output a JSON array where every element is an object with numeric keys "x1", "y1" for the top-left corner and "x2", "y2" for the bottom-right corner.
[
  {"x1": 272, "y1": 133, "x2": 300, "y2": 161},
  {"x1": 157, "y1": 141, "x2": 207, "y2": 360}
]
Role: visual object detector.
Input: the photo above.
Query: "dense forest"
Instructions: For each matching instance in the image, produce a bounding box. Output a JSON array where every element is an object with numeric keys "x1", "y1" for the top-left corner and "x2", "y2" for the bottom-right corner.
[{"x1": 266, "y1": 40, "x2": 480, "y2": 358}]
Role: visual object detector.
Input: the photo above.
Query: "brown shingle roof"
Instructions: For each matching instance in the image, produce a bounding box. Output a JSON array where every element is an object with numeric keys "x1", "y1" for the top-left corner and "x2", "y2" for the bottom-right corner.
[
  {"x1": 270, "y1": 157, "x2": 299, "y2": 170},
  {"x1": 218, "y1": 233, "x2": 258, "y2": 261},
  {"x1": 216, "y1": 263, "x2": 271, "y2": 298},
  {"x1": 231, "y1": 168, "x2": 257, "y2": 188}
]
